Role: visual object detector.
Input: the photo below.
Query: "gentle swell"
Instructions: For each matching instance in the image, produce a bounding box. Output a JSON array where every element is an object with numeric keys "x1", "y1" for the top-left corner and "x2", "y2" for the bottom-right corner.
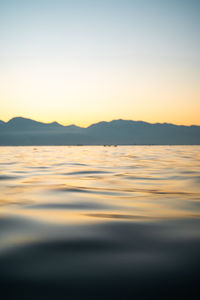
[{"x1": 0, "y1": 146, "x2": 200, "y2": 299}]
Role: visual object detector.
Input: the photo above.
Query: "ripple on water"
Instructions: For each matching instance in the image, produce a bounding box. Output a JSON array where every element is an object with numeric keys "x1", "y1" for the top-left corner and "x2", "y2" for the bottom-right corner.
[
  {"x1": 0, "y1": 146, "x2": 200, "y2": 299},
  {"x1": 0, "y1": 174, "x2": 20, "y2": 181}
]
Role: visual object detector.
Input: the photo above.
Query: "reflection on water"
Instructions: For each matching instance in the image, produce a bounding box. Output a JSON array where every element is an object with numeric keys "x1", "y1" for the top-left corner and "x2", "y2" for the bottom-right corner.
[{"x1": 0, "y1": 146, "x2": 200, "y2": 299}]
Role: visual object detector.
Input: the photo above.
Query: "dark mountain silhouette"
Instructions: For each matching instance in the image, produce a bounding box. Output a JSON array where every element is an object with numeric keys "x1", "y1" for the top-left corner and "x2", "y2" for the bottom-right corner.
[
  {"x1": 0, "y1": 117, "x2": 199, "y2": 145},
  {"x1": 0, "y1": 120, "x2": 5, "y2": 126}
]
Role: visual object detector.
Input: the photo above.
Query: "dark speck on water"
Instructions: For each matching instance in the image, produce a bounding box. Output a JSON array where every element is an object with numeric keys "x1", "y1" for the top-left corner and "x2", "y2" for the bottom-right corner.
[{"x1": 0, "y1": 146, "x2": 200, "y2": 299}]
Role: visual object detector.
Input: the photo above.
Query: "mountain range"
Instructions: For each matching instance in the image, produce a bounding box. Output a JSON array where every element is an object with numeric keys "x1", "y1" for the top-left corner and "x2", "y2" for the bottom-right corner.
[{"x1": 0, "y1": 117, "x2": 199, "y2": 145}]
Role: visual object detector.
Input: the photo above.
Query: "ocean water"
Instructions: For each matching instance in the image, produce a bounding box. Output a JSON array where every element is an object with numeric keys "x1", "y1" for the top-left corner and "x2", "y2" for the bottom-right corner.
[{"x1": 0, "y1": 146, "x2": 200, "y2": 299}]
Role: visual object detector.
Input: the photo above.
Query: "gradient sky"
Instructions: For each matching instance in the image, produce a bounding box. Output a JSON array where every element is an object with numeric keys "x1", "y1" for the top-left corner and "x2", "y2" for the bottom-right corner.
[{"x1": 0, "y1": 0, "x2": 199, "y2": 126}]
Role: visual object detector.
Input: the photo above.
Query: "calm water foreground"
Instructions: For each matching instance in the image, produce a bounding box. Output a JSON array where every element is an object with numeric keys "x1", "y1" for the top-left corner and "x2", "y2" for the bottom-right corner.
[{"x1": 0, "y1": 146, "x2": 200, "y2": 299}]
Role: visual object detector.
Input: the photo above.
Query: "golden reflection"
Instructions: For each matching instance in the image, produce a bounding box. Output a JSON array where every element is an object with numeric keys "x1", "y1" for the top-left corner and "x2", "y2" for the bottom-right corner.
[{"x1": 0, "y1": 146, "x2": 200, "y2": 226}]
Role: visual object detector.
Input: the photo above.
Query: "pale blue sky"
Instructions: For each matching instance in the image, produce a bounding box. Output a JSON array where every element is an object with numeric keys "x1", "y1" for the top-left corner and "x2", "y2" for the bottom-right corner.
[{"x1": 0, "y1": 0, "x2": 200, "y2": 125}]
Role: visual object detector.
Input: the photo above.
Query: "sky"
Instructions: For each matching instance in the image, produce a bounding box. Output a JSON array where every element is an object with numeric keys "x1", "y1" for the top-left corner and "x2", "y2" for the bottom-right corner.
[{"x1": 0, "y1": 0, "x2": 199, "y2": 126}]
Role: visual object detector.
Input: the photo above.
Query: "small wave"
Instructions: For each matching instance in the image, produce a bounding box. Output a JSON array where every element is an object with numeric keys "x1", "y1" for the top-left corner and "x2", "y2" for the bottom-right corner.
[
  {"x1": 23, "y1": 202, "x2": 114, "y2": 210},
  {"x1": 62, "y1": 170, "x2": 111, "y2": 176},
  {"x1": 0, "y1": 174, "x2": 19, "y2": 180}
]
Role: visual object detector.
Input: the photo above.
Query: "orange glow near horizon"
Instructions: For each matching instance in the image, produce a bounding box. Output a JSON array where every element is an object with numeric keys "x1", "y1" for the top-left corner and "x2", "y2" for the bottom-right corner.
[
  {"x1": 1, "y1": 114, "x2": 200, "y2": 127},
  {"x1": 1, "y1": 54, "x2": 199, "y2": 127}
]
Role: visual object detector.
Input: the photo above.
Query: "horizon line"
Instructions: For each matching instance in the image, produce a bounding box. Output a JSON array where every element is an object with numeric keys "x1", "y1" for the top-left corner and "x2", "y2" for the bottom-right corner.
[{"x1": 0, "y1": 116, "x2": 200, "y2": 128}]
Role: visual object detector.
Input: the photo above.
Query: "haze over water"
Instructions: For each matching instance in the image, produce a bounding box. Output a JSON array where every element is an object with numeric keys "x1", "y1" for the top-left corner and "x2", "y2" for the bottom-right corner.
[{"x1": 1, "y1": 146, "x2": 200, "y2": 299}]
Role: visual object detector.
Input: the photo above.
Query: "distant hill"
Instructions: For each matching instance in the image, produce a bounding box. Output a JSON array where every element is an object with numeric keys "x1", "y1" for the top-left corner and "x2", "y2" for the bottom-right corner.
[{"x1": 0, "y1": 117, "x2": 199, "y2": 145}]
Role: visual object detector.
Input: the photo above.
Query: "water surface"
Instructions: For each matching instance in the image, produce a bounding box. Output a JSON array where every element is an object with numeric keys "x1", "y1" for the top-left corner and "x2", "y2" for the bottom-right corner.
[{"x1": 0, "y1": 146, "x2": 200, "y2": 299}]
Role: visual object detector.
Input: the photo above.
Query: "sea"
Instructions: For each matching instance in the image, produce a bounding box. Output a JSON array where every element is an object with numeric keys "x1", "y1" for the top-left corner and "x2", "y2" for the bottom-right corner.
[{"x1": 0, "y1": 146, "x2": 200, "y2": 299}]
